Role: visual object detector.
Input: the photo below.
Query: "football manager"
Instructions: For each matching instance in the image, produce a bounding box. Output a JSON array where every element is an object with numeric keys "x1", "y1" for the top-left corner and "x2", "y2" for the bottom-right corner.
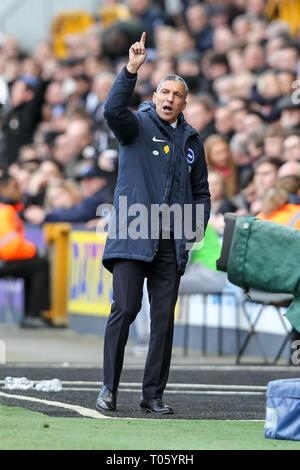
[{"x1": 96, "y1": 32, "x2": 211, "y2": 414}]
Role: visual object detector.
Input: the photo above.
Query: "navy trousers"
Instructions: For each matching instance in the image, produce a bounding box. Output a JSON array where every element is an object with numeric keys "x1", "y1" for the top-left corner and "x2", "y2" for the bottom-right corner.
[{"x1": 103, "y1": 236, "x2": 181, "y2": 399}]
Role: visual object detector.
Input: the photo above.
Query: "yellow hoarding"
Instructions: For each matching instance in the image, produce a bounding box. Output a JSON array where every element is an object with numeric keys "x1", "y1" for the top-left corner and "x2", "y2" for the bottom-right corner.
[{"x1": 68, "y1": 231, "x2": 112, "y2": 316}]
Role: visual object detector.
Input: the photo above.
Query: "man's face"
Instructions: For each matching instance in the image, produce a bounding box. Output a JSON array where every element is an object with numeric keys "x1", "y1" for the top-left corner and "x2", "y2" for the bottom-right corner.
[
  {"x1": 11, "y1": 80, "x2": 32, "y2": 108},
  {"x1": 283, "y1": 135, "x2": 300, "y2": 162},
  {"x1": 184, "y1": 102, "x2": 213, "y2": 132},
  {"x1": 1, "y1": 177, "x2": 22, "y2": 203},
  {"x1": 254, "y1": 162, "x2": 278, "y2": 198},
  {"x1": 153, "y1": 80, "x2": 187, "y2": 124},
  {"x1": 80, "y1": 177, "x2": 104, "y2": 199}
]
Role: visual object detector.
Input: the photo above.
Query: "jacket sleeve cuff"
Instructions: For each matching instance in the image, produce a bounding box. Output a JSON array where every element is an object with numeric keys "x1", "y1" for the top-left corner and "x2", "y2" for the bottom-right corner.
[{"x1": 124, "y1": 67, "x2": 137, "y2": 79}]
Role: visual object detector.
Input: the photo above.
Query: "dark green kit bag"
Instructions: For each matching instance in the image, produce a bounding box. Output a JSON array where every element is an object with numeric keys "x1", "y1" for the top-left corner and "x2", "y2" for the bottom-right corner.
[{"x1": 217, "y1": 214, "x2": 300, "y2": 333}]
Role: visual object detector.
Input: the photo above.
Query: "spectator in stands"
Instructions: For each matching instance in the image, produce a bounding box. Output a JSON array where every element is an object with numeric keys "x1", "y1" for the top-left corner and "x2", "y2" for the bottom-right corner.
[
  {"x1": 243, "y1": 111, "x2": 265, "y2": 134},
  {"x1": 208, "y1": 169, "x2": 238, "y2": 235},
  {"x1": 278, "y1": 161, "x2": 300, "y2": 179},
  {"x1": 23, "y1": 158, "x2": 64, "y2": 208},
  {"x1": 73, "y1": 73, "x2": 92, "y2": 109},
  {"x1": 227, "y1": 45, "x2": 245, "y2": 75},
  {"x1": 205, "y1": 134, "x2": 237, "y2": 196},
  {"x1": 278, "y1": 96, "x2": 300, "y2": 131},
  {"x1": 277, "y1": 70, "x2": 296, "y2": 97},
  {"x1": 87, "y1": 72, "x2": 119, "y2": 156},
  {"x1": 232, "y1": 14, "x2": 252, "y2": 41},
  {"x1": 13, "y1": 144, "x2": 41, "y2": 175},
  {"x1": 213, "y1": 75, "x2": 235, "y2": 105},
  {"x1": 44, "y1": 179, "x2": 82, "y2": 211},
  {"x1": 0, "y1": 77, "x2": 47, "y2": 168},
  {"x1": 208, "y1": 169, "x2": 238, "y2": 215},
  {"x1": 275, "y1": 43, "x2": 299, "y2": 73},
  {"x1": 277, "y1": 161, "x2": 300, "y2": 205},
  {"x1": 172, "y1": 28, "x2": 196, "y2": 57},
  {"x1": 206, "y1": 52, "x2": 230, "y2": 82},
  {"x1": 283, "y1": 133, "x2": 300, "y2": 162},
  {"x1": 89, "y1": 72, "x2": 116, "y2": 126},
  {"x1": 233, "y1": 72, "x2": 256, "y2": 101},
  {"x1": 101, "y1": 19, "x2": 145, "y2": 60},
  {"x1": 58, "y1": 118, "x2": 94, "y2": 179},
  {"x1": 0, "y1": 173, "x2": 50, "y2": 328},
  {"x1": 231, "y1": 133, "x2": 257, "y2": 187},
  {"x1": 250, "y1": 71, "x2": 282, "y2": 122},
  {"x1": 233, "y1": 169, "x2": 257, "y2": 212},
  {"x1": 184, "y1": 95, "x2": 216, "y2": 143},
  {"x1": 23, "y1": 163, "x2": 110, "y2": 225},
  {"x1": 251, "y1": 156, "x2": 283, "y2": 213},
  {"x1": 243, "y1": 42, "x2": 266, "y2": 75},
  {"x1": 256, "y1": 186, "x2": 300, "y2": 228},
  {"x1": 227, "y1": 97, "x2": 251, "y2": 133},
  {"x1": 185, "y1": 3, "x2": 213, "y2": 53},
  {"x1": 176, "y1": 50, "x2": 211, "y2": 95},
  {"x1": 212, "y1": 26, "x2": 234, "y2": 54},
  {"x1": 43, "y1": 80, "x2": 65, "y2": 121},
  {"x1": 126, "y1": 0, "x2": 168, "y2": 41},
  {"x1": 214, "y1": 106, "x2": 234, "y2": 142},
  {"x1": 246, "y1": 129, "x2": 264, "y2": 163},
  {"x1": 263, "y1": 126, "x2": 285, "y2": 159},
  {"x1": 278, "y1": 173, "x2": 300, "y2": 205}
]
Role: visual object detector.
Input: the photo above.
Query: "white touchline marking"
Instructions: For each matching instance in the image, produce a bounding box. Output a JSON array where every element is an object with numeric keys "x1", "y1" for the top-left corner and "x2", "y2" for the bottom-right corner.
[
  {"x1": 0, "y1": 391, "x2": 109, "y2": 419},
  {"x1": 0, "y1": 381, "x2": 267, "y2": 390},
  {"x1": 58, "y1": 381, "x2": 267, "y2": 391},
  {"x1": 5, "y1": 387, "x2": 263, "y2": 396},
  {"x1": 225, "y1": 419, "x2": 265, "y2": 422}
]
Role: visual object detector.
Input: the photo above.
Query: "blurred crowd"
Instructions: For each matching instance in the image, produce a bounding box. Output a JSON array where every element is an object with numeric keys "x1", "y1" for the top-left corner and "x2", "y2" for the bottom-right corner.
[{"x1": 0, "y1": 0, "x2": 299, "y2": 233}]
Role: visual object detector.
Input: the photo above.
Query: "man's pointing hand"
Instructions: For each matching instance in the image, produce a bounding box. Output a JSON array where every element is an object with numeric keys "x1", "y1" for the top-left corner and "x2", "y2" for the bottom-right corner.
[{"x1": 127, "y1": 32, "x2": 147, "y2": 74}]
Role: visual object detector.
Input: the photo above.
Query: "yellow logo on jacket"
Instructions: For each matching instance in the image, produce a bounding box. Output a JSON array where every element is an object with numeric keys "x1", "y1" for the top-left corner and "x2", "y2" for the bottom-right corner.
[{"x1": 164, "y1": 145, "x2": 170, "y2": 154}]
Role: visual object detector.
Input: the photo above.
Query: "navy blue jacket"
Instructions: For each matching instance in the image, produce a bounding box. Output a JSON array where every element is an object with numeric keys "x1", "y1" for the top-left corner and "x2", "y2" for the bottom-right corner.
[
  {"x1": 102, "y1": 67, "x2": 211, "y2": 274},
  {"x1": 44, "y1": 187, "x2": 109, "y2": 224}
]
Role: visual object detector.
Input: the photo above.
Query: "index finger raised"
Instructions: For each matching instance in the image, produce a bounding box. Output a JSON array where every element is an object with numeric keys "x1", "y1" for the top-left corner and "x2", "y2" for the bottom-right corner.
[{"x1": 140, "y1": 32, "x2": 146, "y2": 45}]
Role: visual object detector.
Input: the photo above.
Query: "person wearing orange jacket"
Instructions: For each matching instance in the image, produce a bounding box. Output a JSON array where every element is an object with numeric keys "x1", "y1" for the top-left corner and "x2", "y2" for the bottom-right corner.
[
  {"x1": 0, "y1": 173, "x2": 50, "y2": 328},
  {"x1": 256, "y1": 187, "x2": 300, "y2": 229}
]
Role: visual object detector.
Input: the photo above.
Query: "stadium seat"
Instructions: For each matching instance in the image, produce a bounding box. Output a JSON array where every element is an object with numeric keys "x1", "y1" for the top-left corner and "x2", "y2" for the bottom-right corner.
[
  {"x1": 98, "y1": 4, "x2": 131, "y2": 28},
  {"x1": 265, "y1": 0, "x2": 300, "y2": 36},
  {"x1": 51, "y1": 10, "x2": 95, "y2": 58},
  {"x1": 236, "y1": 289, "x2": 293, "y2": 364}
]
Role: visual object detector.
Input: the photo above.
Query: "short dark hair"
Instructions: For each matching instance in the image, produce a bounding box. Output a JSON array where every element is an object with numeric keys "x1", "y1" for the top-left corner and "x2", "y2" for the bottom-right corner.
[
  {"x1": 209, "y1": 52, "x2": 229, "y2": 68},
  {"x1": 254, "y1": 156, "x2": 283, "y2": 171},
  {"x1": 0, "y1": 172, "x2": 12, "y2": 189},
  {"x1": 41, "y1": 158, "x2": 64, "y2": 176}
]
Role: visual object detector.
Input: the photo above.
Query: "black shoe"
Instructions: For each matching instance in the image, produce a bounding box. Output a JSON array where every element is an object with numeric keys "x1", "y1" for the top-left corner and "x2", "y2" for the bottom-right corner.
[
  {"x1": 96, "y1": 386, "x2": 117, "y2": 411},
  {"x1": 140, "y1": 397, "x2": 174, "y2": 414},
  {"x1": 20, "y1": 317, "x2": 49, "y2": 329}
]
